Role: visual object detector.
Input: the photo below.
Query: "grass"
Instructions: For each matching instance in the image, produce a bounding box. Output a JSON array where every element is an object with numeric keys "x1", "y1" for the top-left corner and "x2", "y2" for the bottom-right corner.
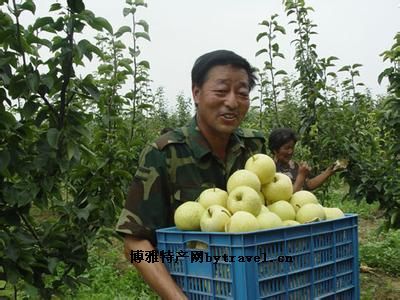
[{"x1": 62, "y1": 238, "x2": 158, "y2": 300}]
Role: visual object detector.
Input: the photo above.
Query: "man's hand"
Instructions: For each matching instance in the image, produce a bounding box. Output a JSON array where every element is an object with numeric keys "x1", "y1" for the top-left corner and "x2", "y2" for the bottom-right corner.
[{"x1": 124, "y1": 236, "x2": 188, "y2": 300}]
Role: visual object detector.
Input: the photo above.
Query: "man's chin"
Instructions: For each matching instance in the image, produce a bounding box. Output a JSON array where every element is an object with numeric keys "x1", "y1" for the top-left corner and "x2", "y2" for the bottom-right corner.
[{"x1": 217, "y1": 124, "x2": 237, "y2": 135}]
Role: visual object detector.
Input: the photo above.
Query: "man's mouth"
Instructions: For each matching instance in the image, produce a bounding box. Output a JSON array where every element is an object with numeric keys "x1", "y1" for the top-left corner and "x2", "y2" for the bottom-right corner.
[{"x1": 220, "y1": 113, "x2": 238, "y2": 120}]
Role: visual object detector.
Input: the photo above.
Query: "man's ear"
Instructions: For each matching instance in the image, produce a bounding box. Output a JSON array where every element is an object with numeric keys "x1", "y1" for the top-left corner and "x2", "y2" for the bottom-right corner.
[{"x1": 192, "y1": 85, "x2": 200, "y2": 106}]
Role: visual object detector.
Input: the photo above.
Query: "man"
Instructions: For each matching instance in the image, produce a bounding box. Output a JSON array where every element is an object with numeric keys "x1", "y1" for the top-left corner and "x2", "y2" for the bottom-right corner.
[{"x1": 116, "y1": 50, "x2": 266, "y2": 299}]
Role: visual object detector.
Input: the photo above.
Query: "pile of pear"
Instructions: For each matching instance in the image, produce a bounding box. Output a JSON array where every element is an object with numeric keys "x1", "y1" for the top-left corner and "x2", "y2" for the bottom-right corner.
[{"x1": 174, "y1": 154, "x2": 345, "y2": 233}]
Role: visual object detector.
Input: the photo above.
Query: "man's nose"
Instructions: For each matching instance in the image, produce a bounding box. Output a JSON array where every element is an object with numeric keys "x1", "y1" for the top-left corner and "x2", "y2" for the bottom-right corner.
[{"x1": 224, "y1": 91, "x2": 239, "y2": 109}]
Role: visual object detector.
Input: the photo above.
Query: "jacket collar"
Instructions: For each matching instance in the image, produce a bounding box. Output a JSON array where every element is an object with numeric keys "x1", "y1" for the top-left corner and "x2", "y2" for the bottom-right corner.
[{"x1": 183, "y1": 116, "x2": 245, "y2": 160}]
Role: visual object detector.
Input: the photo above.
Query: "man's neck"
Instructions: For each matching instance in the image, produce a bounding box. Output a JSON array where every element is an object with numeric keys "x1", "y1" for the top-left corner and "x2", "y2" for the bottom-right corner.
[
  {"x1": 197, "y1": 125, "x2": 231, "y2": 162},
  {"x1": 206, "y1": 132, "x2": 230, "y2": 161}
]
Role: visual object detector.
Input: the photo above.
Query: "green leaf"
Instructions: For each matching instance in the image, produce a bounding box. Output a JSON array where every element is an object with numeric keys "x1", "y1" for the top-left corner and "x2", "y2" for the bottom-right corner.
[
  {"x1": 327, "y1": 56, "x2": 339, "y2": 62},
  {"x1": 259, "y1": 20, "x2": 270, "y2": 27},
  {"x1": 20, "y1": 0, "x2": 36, "y2": 14},
  {"x1": 135, "y1": 0, "x2": 146, "y2": 6},
  {"x1": 274, "y1": 25, "x2": 286, "y2": 34},
  {"x1": 123, "y1": 7, "x2": 132, "y2": 17},
  {"x1": 137, "y1": 103, "x2": 153, "y2": 110},
  {"x1": 112, "y1": 169, "x2": 133, "y2": 179},
  {"x1": 47, "y1": 128, "x2": 60, "y2": 149},
  {"x1": 32, "y1": 17, "x2": 54, "y2": 31},
  {"x1": 25, "y1": 33, "x2": 52, "y2": 48},
  {"x1": 338, "y1": 66, "x2": 350, "y2": 72},
  {"x1": 115, "y1": 25, "x2": 131, "y2": 38},
  {"x1": 5, "y1": 243, "x2": 20, "y2": 262},
  {"x1": 23, "y1": 282, "x2": 39, "y2": 298},
  {"x1": 97, "y1": 63, "x2": 113, "y2": 74},
  {"x1": 134, "y1": 32, "x2": 150, "y2": 41},
  {"x1": 76, "y1": 205, "x2": 91, "y2": 221},
  {"x1": 274, "y1": 70, "x2": 288, "y2": 76},
  {"x1": 22, "y1": 100, "x2": 39, "y2": 119},
  {"x1": 0, "y1": 149, "x2": 10, "y2": 173},
  {"x1": 67, "y1": 141, "x2": 75, "y2": 160},
  {"x1": 138, "y1": 60, "x2": 150, "y2": 69},
  {"x1": 78, "y1": 39, "x2": 103, "y2": 61},
  {"x1": 119, "y1": 60, "x2": 133, "y2": 73},
  {"x1": 82, "y1": 74, "x2": 100, "y2": 100},
  {"x1": 67, "y1": 0, "x2": 85, "y2": 13},
  {"x1": 255, "y1": 49, "x2": 268, "y2": 57},
  {"x1": 92, "y1": 17, "x2": 113, "y2": 34},
  {"x1": 256, "y1": 32, "x2": 268, "y2": 42},
  {"x1": 327, "y1": 72, "x2": 337, "y2": 78},
  {"x1": 272, "y1": 52, "x2": 285, "y2": 59},
  {"x1": 136, "y1": 19, "x2": 149, "y2": 33},
  {"x1": 0, "y1": 111, "x2": 16, "y2": 128},
  {"x1": 49, "y1": 3, "x2": 62, "y2": 11},
  {"x1": 27, "y1": 71, "x2": 40, "y2": 93},
  {"x1": 136, "y1": 75, "x2": 148, "y2": 83}
]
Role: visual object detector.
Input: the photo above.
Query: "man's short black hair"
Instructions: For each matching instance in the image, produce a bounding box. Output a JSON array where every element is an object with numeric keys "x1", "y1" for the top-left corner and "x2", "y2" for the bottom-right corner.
[
  {"x1": 268, "y1": 128, "x2": 298, "y2": 153},
  {"x1": 191, "y1": 49, "x2": 257, "y2": 90}
]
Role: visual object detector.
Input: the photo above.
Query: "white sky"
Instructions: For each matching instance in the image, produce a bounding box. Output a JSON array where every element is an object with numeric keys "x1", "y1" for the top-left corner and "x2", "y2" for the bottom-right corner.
[{"x1": 23, "y1": 0, "x2": 400, "y2": 109}]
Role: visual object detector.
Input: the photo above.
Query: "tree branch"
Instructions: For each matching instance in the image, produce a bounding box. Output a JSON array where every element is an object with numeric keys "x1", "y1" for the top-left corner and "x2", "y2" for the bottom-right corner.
[
  {"x1": 39, "y1": 94, "x2": 58, "y2": 119},
  {"x1": 59, "y1": 11, "x2": 75, "y2": 130}
]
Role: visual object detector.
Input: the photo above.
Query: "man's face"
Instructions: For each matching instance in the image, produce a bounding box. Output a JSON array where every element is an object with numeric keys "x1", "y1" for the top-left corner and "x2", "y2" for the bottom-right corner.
[{"x1": 192, "y1": 64, "x2": 250, "y2": 137}]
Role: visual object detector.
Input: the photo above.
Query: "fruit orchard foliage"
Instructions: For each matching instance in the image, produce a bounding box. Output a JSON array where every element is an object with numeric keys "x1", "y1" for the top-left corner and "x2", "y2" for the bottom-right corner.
[
  {"x1": 0, "y1": 0, "x2": 398, "y2": 297},
  {"x1": 0, "y1": 0, "x2": 161, "y2": 297},
  {"x1": 256, "y1": 0, "x2": 400, "y2": 229}
]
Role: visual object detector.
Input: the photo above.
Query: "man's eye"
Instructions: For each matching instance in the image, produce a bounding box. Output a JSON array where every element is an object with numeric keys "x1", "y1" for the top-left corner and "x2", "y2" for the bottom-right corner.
[{"x1": 215, "y1": 90, "x2": 227, "y2": 95}]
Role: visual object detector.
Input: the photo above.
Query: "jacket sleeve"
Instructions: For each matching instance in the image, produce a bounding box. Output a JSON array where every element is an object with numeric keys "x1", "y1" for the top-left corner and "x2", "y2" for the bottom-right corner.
[{"x1": 115, "y1": 144, "x2": 172, "y2": 246}]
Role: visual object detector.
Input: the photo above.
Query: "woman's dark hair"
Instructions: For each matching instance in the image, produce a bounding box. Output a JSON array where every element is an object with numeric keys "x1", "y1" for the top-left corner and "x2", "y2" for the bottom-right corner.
[
  {"x1": 268, "y1": 128, "x2": 298, "y2": 153},
  {"x1": 191, "y1": 49, "x2": 257, "y2": 91}
]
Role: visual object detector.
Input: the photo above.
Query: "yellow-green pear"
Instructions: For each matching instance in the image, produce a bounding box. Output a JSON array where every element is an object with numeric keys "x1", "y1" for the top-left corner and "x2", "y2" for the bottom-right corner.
[
  {"x1": 227, "y1": 186, "x2": 262, "y2": 216},
  {"x1": 198, "y1": 187, "x2": 228, "y2": 208},
  {"x1": 200, "y1": 205, "x2": 231, "y2": 232},
  {"x1": 226, "y1": 169, "x2": 261, "y2": 193},
  {"x1": 282, "y1": 220, "x2": 301, "y2": 226},
  {"x1": 245, "y1": 154, "x2": 276, "y2": 185},
  {"x1": 268, "y1": 200, "x2": 296, "y2": 221},
  {"x1": 225, "y1": 211, "x2": 259, "y2": 232},
  {"x1": 323, "y1": 207, "x2": 345, "y2": 220},
  {"x1": 257, "y1": 212, "x2": 283, "y2": 229},
  {"x1": 174, "y1": 201, "x2": 205, "y2": 230},
  {"x1": 262, "y1": 173, "x2": 293, "y2": 203},
  {"x1": 258, "y1": 205, "x2": 270, "y2": 215},
  {"x1": 290, "y1": 190, "x2": 319, "y2": 212},
  {"x1": 296, "y1": 203, "x2": 326, "y2": 224}
]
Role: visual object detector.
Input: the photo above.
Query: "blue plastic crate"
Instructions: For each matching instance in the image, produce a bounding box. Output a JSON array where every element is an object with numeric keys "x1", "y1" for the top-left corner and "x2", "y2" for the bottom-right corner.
[{"x1": 156, "y1": 214, "x2": 360, "y2": 300}]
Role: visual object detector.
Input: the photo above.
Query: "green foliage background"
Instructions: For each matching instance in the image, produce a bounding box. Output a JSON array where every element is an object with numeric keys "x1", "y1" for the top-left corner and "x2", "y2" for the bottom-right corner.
[{"x1": 0, "y1": 0, "x2": 399, "y2": 298}]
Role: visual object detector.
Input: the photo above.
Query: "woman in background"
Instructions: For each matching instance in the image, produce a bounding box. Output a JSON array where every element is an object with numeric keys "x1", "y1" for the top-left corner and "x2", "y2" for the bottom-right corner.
[{"x1": 268, "y1": 128, "x2": 337, "y2": 192}]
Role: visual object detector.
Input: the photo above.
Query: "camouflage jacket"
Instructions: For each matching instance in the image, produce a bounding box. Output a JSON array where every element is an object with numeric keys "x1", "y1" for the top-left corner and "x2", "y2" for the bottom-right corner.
[{"x1": 116, "y1": 117, "x2": 267, "y2": 245}]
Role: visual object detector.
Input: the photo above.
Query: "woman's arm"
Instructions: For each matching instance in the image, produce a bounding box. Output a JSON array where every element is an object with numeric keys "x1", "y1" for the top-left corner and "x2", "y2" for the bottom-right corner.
[
  {"x1": 124, "y1": 235, "x2": 187, "y2": 300},
  {"x1": 305, "y1": 165, "x2": 335, "y2": 190},
  {"x1": 293, "y1": 162, "x2": 310, "y2": 192}
]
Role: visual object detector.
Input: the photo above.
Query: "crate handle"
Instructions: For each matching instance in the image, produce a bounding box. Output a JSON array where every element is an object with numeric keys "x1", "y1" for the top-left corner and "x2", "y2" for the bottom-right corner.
[{"x1": 185, "y1": 240, "x2": 209, "y2": 251}]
